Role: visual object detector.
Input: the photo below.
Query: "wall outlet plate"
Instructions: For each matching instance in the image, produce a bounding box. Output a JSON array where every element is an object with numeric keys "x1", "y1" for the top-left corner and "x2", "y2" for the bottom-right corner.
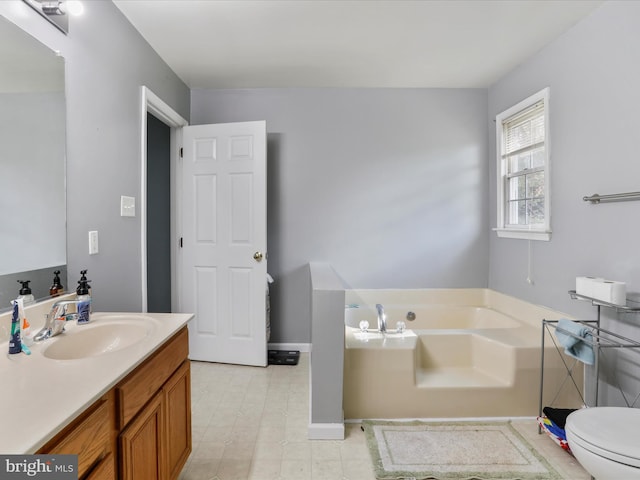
[
  {"x1": 88, "y1": 230, "x2": 99, "y2": 255},
  {"x1": 121, "y1": 195, "x2": 135, "y2": 217}
]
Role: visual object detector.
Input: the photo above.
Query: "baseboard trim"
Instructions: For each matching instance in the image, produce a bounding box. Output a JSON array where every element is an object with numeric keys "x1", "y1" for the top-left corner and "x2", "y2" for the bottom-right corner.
[
  {"x1": 308, "y1": 422, "x2": 345, "y2": 440},
  {"x1": 268, "y1": 342, "x2": 311, "y2": 353}
]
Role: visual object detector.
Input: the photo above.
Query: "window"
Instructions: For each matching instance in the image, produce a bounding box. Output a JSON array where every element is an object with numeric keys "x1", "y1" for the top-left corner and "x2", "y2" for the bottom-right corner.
[{"x1": 495, "y1": 88, "x2": 550, "y2": 241}]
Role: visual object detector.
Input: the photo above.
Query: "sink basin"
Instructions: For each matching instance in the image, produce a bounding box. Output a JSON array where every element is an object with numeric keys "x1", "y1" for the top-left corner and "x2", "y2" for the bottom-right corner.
[{"x1": 42, "y1": 316, "x2": 157, "y2": 360}]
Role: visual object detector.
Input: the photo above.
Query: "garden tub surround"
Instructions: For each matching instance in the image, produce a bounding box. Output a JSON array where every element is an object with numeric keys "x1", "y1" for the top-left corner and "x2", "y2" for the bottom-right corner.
[
  {"x1": 0, "y1": 301, "x2": 193, "y2": 454},
  {"x1": 344, "y1": 288, "x2": 583, "y2": 419}
]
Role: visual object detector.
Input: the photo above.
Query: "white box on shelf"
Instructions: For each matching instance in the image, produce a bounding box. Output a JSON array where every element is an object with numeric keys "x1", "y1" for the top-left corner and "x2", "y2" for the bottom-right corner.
[
  {"x1": 591, "y1": 279, "x2": 626, "y2": 306},
  {"x1": 576, "y1": 276, "x2": 602, "y2": 298}
]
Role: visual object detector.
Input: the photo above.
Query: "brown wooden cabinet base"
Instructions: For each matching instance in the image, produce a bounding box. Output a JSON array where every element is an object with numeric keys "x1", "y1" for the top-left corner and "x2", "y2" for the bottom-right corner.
[{"x1": 38, "y1": 327, "x2": 191, "y2": 480}]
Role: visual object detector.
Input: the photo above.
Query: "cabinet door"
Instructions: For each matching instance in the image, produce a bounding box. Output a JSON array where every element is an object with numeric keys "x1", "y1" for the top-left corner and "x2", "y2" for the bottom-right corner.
[
  {"x1": 85, "y1": 453, "x2": 115, "y2": 480},
  {"x1": 120, "y1": 392, "x2": 165, "y2": 480},
  {"x1": 164, "y1": 361, "x2": 192, "y2": 480}
]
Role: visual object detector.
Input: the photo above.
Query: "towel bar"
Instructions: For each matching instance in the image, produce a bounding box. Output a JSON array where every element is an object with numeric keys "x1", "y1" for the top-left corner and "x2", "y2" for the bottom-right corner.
[{"x1": 583, "y1": 191, "x2": 640, "y2": 203}]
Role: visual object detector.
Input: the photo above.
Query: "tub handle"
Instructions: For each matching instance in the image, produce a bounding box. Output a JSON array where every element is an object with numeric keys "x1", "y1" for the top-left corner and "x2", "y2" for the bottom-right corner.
[{"x1": 406, "y1": 311, "x2": 416, "y2": 321}]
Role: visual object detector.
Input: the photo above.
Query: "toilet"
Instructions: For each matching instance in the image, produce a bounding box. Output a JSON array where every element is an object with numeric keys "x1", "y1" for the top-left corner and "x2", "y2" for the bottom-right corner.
[{"x1": 565, "y1": 407, "x2": 640, "y2": 479}]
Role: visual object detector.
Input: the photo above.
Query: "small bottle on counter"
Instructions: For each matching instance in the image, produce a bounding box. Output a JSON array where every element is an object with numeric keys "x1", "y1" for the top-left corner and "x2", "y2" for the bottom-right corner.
[
  {"x1": 16, "y1": 280, "x2": 35, "y2": 306},
  {"x1": 50, "y1": 270, "x2": 64, "y2": 296},
  {"x1": 76, "y1": 273, "x2": 91, "y2": 324},
  {"x1": 77, "y1": 269, "x2": 92, "y2": 313},
  {"x1": 8, "y1": 300, "x2": 22, "y2": 355}
]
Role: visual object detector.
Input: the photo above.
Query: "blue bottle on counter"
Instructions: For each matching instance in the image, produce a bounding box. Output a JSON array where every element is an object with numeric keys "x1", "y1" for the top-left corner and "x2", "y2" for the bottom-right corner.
[{"x1": 8, "y1": 300, "x2": 22, "y2": 354}]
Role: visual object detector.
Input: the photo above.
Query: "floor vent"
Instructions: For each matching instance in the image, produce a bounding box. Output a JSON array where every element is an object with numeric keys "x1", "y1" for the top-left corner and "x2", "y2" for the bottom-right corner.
[{"x1": 268, "y1": 350, "x2": 300, "y2": 365}]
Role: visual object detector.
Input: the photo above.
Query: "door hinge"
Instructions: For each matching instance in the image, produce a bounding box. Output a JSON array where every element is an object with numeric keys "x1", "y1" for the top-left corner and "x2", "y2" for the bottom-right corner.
[{"x1": 179, "y1": 147, "x2": 183, "y2": 158}]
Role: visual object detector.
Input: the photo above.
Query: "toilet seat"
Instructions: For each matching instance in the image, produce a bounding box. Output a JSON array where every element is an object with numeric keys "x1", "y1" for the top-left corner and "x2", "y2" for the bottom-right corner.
[{"x1": 566, "y1": 407, "x2": 640, "y2": 468}]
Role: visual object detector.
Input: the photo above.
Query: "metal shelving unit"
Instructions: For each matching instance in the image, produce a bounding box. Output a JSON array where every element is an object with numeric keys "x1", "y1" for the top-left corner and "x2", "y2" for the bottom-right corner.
[
  {"x1": 568, "y1": 290, "x2": 640, "y2": 312},
  {"x1": 539, "y1": 291, "x2": 640, "y2": 419}
]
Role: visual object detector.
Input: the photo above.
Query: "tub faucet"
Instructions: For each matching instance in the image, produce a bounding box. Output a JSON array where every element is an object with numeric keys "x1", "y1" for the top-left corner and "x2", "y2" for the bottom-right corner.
[
  {"x1": 376, "y1": 304, "x2": 387, "y2": 333},
  {"x1": 33, "y1": 300, "x2": 80, "y2": 342}
]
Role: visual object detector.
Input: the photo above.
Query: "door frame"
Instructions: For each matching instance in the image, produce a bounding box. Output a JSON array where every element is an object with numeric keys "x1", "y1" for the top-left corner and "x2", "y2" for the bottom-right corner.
[{"x1": 139, "y1": 86, "x2": 188, "y2": 313}]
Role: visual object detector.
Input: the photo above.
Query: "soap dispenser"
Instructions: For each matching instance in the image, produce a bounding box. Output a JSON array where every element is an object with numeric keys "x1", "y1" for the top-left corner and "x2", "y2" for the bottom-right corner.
[
  {"x1": 76, "y1": 279, "x2": 91, "y2": 324},
  {"x1": 50, "y1": 270, "x2": 64, "y2": 296},
  {"x1": 76, "y1": 270, "x2": 91, "y2": 324},
  {"x1": 17, "y1": 280, "x2": 35, "y2": 305},
  {"x1": 77, "y1": 270, "x2": 91, "y2": 296}
]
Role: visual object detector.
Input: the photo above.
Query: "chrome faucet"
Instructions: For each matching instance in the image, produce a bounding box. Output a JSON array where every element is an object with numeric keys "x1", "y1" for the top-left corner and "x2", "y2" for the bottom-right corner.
[
  {"x1": 34, "y1": 300, "x2": 80, "y2": 342},
  {"x1": 376, "y1": 304, "x2": 387, "y2": 333}
]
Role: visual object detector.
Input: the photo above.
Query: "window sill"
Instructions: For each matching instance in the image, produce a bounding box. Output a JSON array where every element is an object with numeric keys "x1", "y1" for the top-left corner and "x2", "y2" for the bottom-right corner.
[{"x1": 494, "y1": 228, "x2": 551, "y2": 241}]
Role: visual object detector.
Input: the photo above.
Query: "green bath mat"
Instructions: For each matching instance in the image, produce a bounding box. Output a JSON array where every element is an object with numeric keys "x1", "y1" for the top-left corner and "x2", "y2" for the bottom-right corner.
[{"x1": 362, "y1": 420, "x2": 562, "y2": 480}]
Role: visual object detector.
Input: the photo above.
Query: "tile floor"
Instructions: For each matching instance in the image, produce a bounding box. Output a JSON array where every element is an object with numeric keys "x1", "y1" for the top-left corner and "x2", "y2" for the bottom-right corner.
[{"x1": 179, "y1": 353, "x2": 590, "y2": 480}]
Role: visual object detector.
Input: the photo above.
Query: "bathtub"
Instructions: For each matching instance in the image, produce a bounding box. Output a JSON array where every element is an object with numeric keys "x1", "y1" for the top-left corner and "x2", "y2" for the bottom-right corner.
[
  {"x1": 343, "y1": 288, "x2": 583, "y2": 419},
  {"x1": 345, "y1": 304, "x2": 521, "y2": 330}
]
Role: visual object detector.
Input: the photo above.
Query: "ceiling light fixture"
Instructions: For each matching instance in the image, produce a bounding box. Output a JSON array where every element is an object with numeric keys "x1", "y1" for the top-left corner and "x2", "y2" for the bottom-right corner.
[
  {"x1": 39, "y1": 1, "x2": 84, "y2": 16},
  {"x1": 65, "y1": 0, "x2": 84, "y2": 17},
  {"x1": 23, "y1": 0, "x2": 83, "y2": 33},
  {"x1": 40, "y1": 1, "x2": 63, "y2": 16}
]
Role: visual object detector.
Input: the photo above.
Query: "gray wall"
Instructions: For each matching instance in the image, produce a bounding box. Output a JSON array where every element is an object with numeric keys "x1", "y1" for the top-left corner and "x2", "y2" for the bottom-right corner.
[
  {"x1": 65, "y1": 2, "x2": 189, "y2": 311},
  {"x1": 191, "y1": 88, "x2": 489, "y2": 343},
  {"x1": 1, "y1": 1, "x2": 191, "y2": 313},
  {"x1": 488, "y1": 0, "x2": 640, "y2": 406}
]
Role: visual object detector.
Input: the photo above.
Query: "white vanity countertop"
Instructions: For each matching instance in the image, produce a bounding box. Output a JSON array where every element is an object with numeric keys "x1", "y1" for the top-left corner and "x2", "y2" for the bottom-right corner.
[{"x1": 0, "y1": 310, "x2": 193, "y2": 454}]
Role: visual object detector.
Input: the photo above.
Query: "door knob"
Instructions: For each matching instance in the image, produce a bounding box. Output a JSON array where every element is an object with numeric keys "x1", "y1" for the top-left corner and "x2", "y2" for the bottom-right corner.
[{"x1": 253, "y1": 251, "x2": 263, "y2": 262}]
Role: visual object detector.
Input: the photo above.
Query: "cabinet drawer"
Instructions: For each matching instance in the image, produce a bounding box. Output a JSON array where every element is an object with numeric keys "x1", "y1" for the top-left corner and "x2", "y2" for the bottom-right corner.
[
  {"x1": 41, "y1": 396, "x2": 112, "y2": 479},
  {"x1": 117, "y1": 327, "x2": 188, "y2": 429}
]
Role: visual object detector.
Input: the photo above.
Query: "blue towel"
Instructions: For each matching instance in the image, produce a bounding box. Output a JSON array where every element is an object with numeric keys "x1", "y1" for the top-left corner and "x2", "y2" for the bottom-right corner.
[{"x1": 555, "y1": 318, "x2": 595, "y2": 365}]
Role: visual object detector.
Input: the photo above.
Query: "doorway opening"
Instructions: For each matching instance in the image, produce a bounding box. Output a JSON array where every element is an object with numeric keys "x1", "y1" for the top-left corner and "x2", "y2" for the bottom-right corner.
[
  {"x1": 139, "y1": 86, "x2": 188, "y2": 313},
  {"x1": 146, "y1": 113, "x2": 171, "y2": 312}
]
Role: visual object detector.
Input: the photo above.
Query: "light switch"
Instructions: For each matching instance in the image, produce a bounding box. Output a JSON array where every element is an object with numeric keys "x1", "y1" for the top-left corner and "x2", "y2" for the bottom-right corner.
[
  {"x1": 121, "y1": 195, "x2": 136, "y2": 217},
  {"x1": 89, "y1": 230, "x2": 99, "y2": 255}
]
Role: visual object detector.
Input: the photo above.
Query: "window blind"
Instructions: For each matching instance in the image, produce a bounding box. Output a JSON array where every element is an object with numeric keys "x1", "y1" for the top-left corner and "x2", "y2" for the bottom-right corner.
[{"x1": 502, "y1": 101, "x2": 545, "y2": 158}]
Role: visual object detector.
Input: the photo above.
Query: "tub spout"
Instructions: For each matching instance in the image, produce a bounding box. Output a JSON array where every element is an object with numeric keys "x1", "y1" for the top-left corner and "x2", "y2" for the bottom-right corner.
[{"x1": 376, "y1": 304, "x2": 387, "y2": 333}]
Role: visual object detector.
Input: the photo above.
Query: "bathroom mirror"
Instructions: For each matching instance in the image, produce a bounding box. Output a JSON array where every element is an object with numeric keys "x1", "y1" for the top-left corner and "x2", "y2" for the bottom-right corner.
[{"x1": 0, "y1": 15, "x2": 66, "y2": 310}]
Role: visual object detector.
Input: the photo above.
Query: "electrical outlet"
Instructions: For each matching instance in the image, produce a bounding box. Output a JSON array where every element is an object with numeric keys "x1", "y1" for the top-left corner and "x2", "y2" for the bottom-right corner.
[{"x1": 89, "y1": 230, "x2": 99, "y2": 255}]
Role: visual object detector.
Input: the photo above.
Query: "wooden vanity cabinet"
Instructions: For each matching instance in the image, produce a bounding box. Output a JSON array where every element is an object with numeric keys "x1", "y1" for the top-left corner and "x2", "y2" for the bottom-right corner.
[
  {"x1": 117, "y1": 327, "x2": 191, "y2": 480},
  {"x1": 38, "y1": 327, "x2": 191, "y2": 480}
]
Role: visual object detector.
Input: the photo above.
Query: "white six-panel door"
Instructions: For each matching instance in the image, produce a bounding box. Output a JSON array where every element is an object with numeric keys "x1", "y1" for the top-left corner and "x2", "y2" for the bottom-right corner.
[{"x1": 182, "y1": 121, "x2": 267, "y2": 366}]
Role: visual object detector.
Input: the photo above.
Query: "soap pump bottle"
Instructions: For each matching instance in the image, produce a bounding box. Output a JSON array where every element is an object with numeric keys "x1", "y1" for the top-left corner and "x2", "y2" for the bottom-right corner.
[
  {"x1": 79, "y1": 269, "x2": 92, "y2": 313},
  {"x1": 77, "y1": 270, "x2": 91, "y2": 295},
  {"x1": 76, "y1": 278, "x2": 91, "y2": 324},
  {"x1": 17, "y1": 280, "x2": 35, "y2": 306},
  {"x1": 50, "y1": 270, "x2": 64, "y2": 296}
]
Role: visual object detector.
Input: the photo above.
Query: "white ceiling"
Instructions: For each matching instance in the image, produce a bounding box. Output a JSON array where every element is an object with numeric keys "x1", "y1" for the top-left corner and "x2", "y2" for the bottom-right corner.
[{"x1": 113, "y1": 0, "x2": 604, "y2": 89}]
